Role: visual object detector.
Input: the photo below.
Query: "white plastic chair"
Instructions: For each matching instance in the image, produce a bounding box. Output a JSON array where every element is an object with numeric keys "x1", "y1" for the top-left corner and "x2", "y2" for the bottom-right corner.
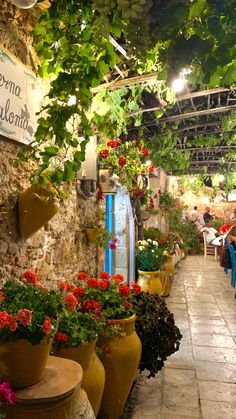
[{"x1": 203, "y1": 233, "x2": 218, "y2": 260}]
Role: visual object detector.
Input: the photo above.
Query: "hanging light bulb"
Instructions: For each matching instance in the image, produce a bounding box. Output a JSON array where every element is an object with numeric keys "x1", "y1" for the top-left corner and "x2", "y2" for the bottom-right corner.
[
  {"x1": 172, "y1": 78, "x2": 185, "y2": 93},
  {"x1": 10, "y1": 0, "x2": 37, "y2": 9}
]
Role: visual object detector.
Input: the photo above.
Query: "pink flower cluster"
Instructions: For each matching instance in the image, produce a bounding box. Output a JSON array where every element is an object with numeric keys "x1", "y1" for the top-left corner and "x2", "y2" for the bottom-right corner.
[{"x1": 0, "y1": 381, "x2": 15, "y2": 408}]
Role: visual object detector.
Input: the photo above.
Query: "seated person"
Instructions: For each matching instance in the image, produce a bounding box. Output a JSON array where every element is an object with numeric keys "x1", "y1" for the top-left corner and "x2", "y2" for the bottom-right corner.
[
  {"x1": 201, "y1": 219, "x2": 222, "y2": 246},
  {"x1": 230, "y1": 209, "x2": 236, "y2": 221},
  {"x1": 227, "y1": 225, "x2": 236, "y2": 253}
]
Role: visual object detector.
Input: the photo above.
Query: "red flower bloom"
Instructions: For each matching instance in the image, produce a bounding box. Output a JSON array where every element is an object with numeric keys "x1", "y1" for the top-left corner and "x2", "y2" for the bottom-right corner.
[
  {"x1": 87, "y1": 278, "x2": 99, "y2": 288},
  {"x1": 100, "y1": 272, "x2": 111, "y2": 280},
  {"x1": 0, "y1": 311, "x2": 10, "y2": 329},
  {"x1": 119, "y1": 285, "x2": 130, "y2": 297},
  {"x1": 118, "y1": 156, "x2": 126, "y2": 166},
  {"x1": 20, "y1": 270, "x2": 40, "y2": 284},
  {"x1": 149, "y1": 164, "x2": 155, "y2": 173},
  {"x1": 73, "y1": 287, "x2": 85, "y2": 298},
  {"x1": 112, "y1": 274, "x2": 124, "y2": 283},
  {"x1": 8, "y1": 315, "x2": 17, "y2": 332},
  {"x1": 142, "y1": 148, "x2": 149, "y2": 157},
  {"x1": 77, "y1": 272, "x2": 89, "y2": 281},
  {"x1": 64, "y1": 293, "x2": 78, "y2": 310},
  {"x1": 67, "y1": 283, "x2": 76, "y2": 292},
  {"x1": 107, "y1": 140, "x2": 119, "y2": 148},
  {"x1": 104, "y1": 345, "x2": 112, "y2": 357},
  {"x1": 54, "y1": 332, "x2": 68, "y2": 344},
  {"x1": 109, "y1": 242, "x2": 117, "y2": 250},
  {"x1": 83, "y1": 299, "x2": 101, "y2": 312},
  {"x1": 0, "y1": 381, "x2": 15, "y2": 406},
  {"x1": 131, "y1": 282, "x2": 142, "y2": 294},
  {"x1": 159, "y1": 237, "x2": 168, "y2": 244},
  {"x1": 0, "y1": 292, "x2": 4, "y2": 302},
  {"x1": 123, "y1": 299, "x2": 132, "y2": 309},
  {"x1": 59, "y1": 279, "x2": 68, "y2": 292},
  {"x1": 99, "y1": 149, "x2": 109, "y2": 159},
  {"x1": 134, "y1": 188, "x2": 144, "y2": 197},
  {"x1": 17, "y1": 309, "x2": 32, "y2": 327},
  {"x1": 98, "y1": 279, "x2": 110, "y2": 290},
  {"x1": 42, "y1": 316, "x2": 52, "y2": 335}
]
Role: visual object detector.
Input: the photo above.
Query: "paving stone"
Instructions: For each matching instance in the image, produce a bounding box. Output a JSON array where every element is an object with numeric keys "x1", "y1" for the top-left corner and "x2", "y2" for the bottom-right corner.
[
  {"x1": 193, "y1": 345, "x2": 236, "y2": 363},
  {"x1": 196, "y1": 360, "x2": 236, "y2": 383},
  {"x1": 192, "y1": 333, "x2": 236, "y2": 348},
  {"x1": 190, "y1": 324, "x2": 230, "y2": 335},
  {"x1": 201, "y1": 399, "x2": 236, "y2": 419},
  {"x1": 198, "y1": 380, "x2": 236, "y2": 403}
]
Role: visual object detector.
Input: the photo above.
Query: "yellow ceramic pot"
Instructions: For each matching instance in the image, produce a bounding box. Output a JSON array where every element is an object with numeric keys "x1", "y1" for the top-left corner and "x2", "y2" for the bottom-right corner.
[
  {"x1": 137, "y1": 270, "x2": 163, "y2": 294},
  {"x1": 55, "y1": 340, "x2": 105, "y2": 417},
  {"x1": 166, "y1": 256, "x2": 175, "y2": 277},
  {"x1": 98, "y1": 315, "x2": 142, "y2": 419},
  {"x1": 85, "y1": 228, "x2": 99, "y2": 245},
  {"x1": 18, "y1": 184, "x2": 59, "y2": 239},
  {"x1": 0, "y1": 337, "x2": 53, "y2": 389}
]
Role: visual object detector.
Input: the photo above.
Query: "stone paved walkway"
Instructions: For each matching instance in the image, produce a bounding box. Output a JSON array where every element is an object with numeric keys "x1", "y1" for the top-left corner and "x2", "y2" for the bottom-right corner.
[{"x1": 128, "y1": 255, "x2": 236, "y2": 419}]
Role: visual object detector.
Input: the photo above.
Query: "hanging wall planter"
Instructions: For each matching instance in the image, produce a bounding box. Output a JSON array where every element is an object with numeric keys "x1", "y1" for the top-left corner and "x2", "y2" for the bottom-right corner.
[{"x1": 18, "y1": 184, "x2": 60, "y2": 239}]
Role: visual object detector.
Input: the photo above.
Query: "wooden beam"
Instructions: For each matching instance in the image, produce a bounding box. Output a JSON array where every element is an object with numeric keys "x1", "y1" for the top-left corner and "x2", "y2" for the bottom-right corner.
[
  {"x1": 178, "y1": 122, "x2": 220, "y2": 132},
  {"x1": 177, "y1": 145, "x2": 236, "y2": 152},
  {"x1": 158, "y1": 104, "x2": 236, "y2": 123},
  {"x1": 92, "y1": 72, "x2": 160, "y2": 93},
  {"x1": 177, "y1": 128, "x2": 236, "y2": 138},
  {"x1": 189, "y1": 160, "x2": 236, "y2": 164}
]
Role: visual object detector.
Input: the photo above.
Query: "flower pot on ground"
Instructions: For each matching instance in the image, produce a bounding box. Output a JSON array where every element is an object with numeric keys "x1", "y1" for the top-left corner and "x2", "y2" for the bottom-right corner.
[
  {"x1": 136, "y1": 239, "x2": 168, "y2": 294},
  {"x1": 58, "y1": 272, "x2": 142, "y2": 419},
  {"x1": 54, "y1": 339, "x2": 105, "y2": 418},
  {"x1": 98, "y1": 315, "x2": 142, "y2": 419},
  {"x1": 18, "y1": 183, "x2": 60, "y2": 239},
  {"x1": 52, "y1": 286, "x2": 106, "y2": 418},
  {"x1": 0, "y1": 270, "x2": 63, "y2": 389}
]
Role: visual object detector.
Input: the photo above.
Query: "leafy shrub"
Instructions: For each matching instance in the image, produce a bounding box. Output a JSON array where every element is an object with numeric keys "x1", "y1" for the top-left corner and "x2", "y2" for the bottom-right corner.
[{"x1": 132, "y1": 291, "x2": 182, "y2": 377}]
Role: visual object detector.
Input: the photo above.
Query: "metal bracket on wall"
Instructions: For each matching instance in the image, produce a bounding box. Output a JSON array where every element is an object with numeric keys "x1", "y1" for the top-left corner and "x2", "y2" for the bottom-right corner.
[{"x1": 77, "y1": 179, "x2": 97, "y2": 199}]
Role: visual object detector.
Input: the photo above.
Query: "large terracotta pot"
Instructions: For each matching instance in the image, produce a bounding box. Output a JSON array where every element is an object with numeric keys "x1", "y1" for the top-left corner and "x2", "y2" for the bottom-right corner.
[
  {"x1": 55, "y1": 340, "x2": 105, "y2": 417},
  {"x1": 85, "y1": 228, "x2": 99, "y2": 245},
  {"x1": 137, "y1": 270, "x2": 163, "y2": 294},
  {"x1": 98, "y1": 315, "x2": 142, "y2": 419},
  {"x1": 0, "y1": 337, "x2": 53, "y2": 389},
  {"x1": 18, "y1": 184, "x2": 59, "y2": 239}
]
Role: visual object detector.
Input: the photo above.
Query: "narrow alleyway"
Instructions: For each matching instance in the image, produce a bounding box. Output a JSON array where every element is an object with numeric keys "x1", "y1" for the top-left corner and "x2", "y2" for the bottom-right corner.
[{"x1": 128, "y1": 256, "x2": 236, "y2": 419}]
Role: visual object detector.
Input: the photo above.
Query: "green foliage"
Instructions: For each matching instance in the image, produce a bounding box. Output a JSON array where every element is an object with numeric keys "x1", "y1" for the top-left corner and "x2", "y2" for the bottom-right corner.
[
  {"x1": 132, "y1": 291, "x2": 182, "y2": 377},
  {"x1": 159, "y1": 192, "x2": 176, "y2": 212}
]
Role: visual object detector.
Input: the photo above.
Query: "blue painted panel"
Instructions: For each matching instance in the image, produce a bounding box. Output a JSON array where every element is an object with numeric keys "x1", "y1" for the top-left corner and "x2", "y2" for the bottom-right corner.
[{"x1": 104, "y1": 194, "x2": 113, "y2": 274}]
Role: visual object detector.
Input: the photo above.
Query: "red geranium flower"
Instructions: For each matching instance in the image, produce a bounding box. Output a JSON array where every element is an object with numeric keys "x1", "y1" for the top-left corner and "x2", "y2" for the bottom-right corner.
[
  {"x1": 83, "y1": 299, "x2": 101, "y2": 312},
  {"x1": 87, "y1": 278, "x2": 99, "y2": 288},
  {"x1": 119, "y1": 285, "x2": 130, "y2": 297},
  {"x1": 73, "y1": 287, "x2": 85, "y2": 298},
  {"x1": 149, "y1": 164, "x2": 155, "y2": 173},
  {"x1": 107, "y1": 140, "x2": 119, "y2": 148},
  {"x1": 20, "y1": 270, "x2": 40, "y2": 284},
  {"x1": 98, "y1": 279, "x2": 110, "y2": 290},
  {"x1": 123, "y1": 299, "x2": 132, "y2": 309},
  {"x1": 0, "y1": 311, "x2": 10, "y2": 329},
  {"x1": 118, "y1": 156, "x2": 126, "y2": 166},
  {"x1": 142, "y1": 148, "x2": 149, "y2": 157},
  {"x1": 99, "y1": 149, "x2": 109, "y2": 159},
  {"x1": 8, "y1": 315, "x2": 17, "y2": 332},
  {"x1": 0, "y1": 292, "x2": 4, "y2": 302},
  {"x1": 54, "y1": 331, "x2": 68, "y2": 344},
  {"x1": 77, "y1": 272, "x2": 89, "y2": 281},
  {"x1": 42, "y1": 316, "x2": 52, "y2": 335},
  {"x1": 64, "y1": 293, "x2": 78, "y2": 310},
  {"x1": 112, "y1": 274, "x2": 124, "y2": 283},
  {"x1": 17, "y1": 309, "x2": 32, "y2": 327},
  {"x1": 59, "y1": 279, "x2": 68, "y2": 292},
  {"x1": 131, "y1": 282, "x2": 142, "y2": 294},
  {"x1": 100, "y1": 272, "x2": 111, "y2": 280}
]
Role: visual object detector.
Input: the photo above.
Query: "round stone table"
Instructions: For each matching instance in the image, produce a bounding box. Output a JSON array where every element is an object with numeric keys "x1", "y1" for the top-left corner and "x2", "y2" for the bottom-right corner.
[{"x1": 5, "y1": 356, "x2": 95, "y2": 419}]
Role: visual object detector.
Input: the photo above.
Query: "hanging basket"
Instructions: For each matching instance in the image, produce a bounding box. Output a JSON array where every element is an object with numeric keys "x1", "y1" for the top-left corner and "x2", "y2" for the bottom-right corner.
[{"x1": 18, "y1": 184, "x2": 60, "y2": 239}]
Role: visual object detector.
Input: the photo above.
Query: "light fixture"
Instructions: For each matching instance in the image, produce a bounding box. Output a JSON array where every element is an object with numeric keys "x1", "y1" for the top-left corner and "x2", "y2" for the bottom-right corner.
[
  {"x1": 145, "y1": 160, "x2": 152, "y2": 166},
  {"x1": 67, "y1": 95, "x2": 77, "y2": 106},
  {"x1": 172, "y1": 78, "x2": 185, "y2": 93},
  {"x1": 218, "y1": 175, "x2": 225, "y2": 182},
  {"x1": 189, "y1": 177, "x2": 195, "y2": 184},
  {"x1": 10, "y1": 0, "x2": 37, "y2": 8},
  {"x1": 77, "y1": 136, "x2": 97, "y2": 198}
]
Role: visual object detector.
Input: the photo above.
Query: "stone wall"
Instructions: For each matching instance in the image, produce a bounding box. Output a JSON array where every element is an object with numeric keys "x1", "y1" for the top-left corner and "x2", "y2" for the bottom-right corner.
[
  {"x1": 0, "y1": 3, "x2": 102, "y2": 285},
  {"x1": 0, "y1": 135, "x2": 102, "y2": 286}
]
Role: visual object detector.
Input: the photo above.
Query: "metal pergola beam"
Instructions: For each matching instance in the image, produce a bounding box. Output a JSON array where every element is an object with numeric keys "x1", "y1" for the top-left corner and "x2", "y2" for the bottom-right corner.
[
  {"x1": 177, "y1": 145, "x2": 236, "y2": 151},
  {"x1": 159, "y1": 104, "x2": 236, "y2": 123}
]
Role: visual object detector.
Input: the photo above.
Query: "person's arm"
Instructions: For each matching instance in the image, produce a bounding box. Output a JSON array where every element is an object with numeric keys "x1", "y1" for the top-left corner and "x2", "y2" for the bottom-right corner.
[{"x1": 227, "y1": 234, "x2": 236, "y2": 243}]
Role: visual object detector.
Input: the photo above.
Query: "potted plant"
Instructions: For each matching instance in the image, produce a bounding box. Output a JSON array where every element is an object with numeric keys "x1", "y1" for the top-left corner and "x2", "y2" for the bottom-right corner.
[
  {"x1": 72, "y1": 271, "x2": 142, "y2": 419},
  {"x1": 18, "y1": 180, "x2": 66, "y2": 240},
  {"x1": 84, "y1": 211, "x2": 118, "y2": 249},
  {"x1": 0, "y1": 270, "x2": 63, "y2": 388},
  {"x1": 136, "y1": 239, "x2": 168, "y2": 294},
  {"x1": 132, "y1": 291, "x2": 182, "y2": 377},
  {"x1": 97, "y1": 139, "x2": 149, "y2": 191}
]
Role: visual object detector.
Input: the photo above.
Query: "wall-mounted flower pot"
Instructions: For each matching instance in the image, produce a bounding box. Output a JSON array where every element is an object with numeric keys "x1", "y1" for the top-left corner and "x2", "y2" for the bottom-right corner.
[
  {"x1": 85, "y1": 228, "x2": 99, "y2": 245},
  {"x1": 18, "y1": 184, "x2": 59, "y2": 239}
]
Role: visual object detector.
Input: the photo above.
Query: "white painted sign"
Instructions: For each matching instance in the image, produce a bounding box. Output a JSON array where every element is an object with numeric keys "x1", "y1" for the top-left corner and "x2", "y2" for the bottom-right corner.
[{"x1": 0, "y1": 45, "x2": 43, "y2": 144}]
